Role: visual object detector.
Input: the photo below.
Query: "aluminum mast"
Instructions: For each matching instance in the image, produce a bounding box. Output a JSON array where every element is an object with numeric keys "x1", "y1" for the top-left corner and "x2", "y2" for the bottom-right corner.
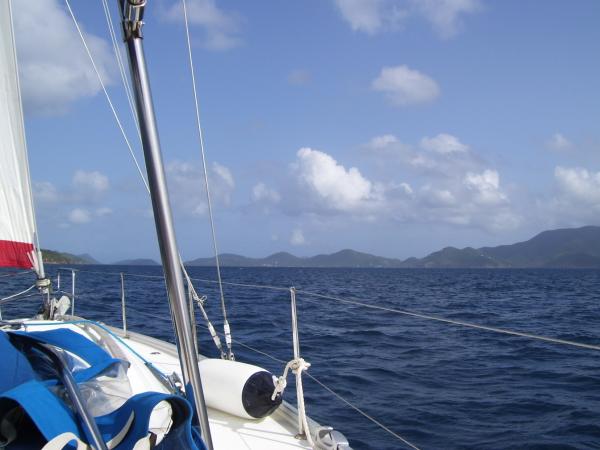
[{"x1": 117, "y1": 1, "x2": 213, "y2": 448}]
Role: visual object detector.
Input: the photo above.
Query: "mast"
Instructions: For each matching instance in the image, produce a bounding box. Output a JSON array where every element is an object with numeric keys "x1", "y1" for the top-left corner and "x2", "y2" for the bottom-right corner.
[{"x1": 117, "y1": 1, "x2": 213, "y2": 448}]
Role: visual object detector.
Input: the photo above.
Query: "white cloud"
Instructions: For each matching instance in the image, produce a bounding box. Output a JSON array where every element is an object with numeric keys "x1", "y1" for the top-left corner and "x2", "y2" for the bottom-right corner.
[
  {"x1": 68, "y1": 208, "x2": 91, "y2": 224},
  {"x1": 464, "y1": 170, "x2": 507, "y2": 206},
  {"x1": 246, "y1": 139, "x2": 517, "y2": 232},
  {"x1": 412, "y1": 0, "x2": 481, "y2": 39},
  {"x1": 367, "y1": 133, "x2": 478, "y2": 175},
  {"x1": 333, "y1": 0, "x2": 406, "y2": 34},
  {"x1": 34, "y1": 181, "x2": 60, "y2": 204},
  {"x1": 294, "y1": 147, "x2": 378, "y2": 212},
  {"x1": 372, "y1": 65, "x2": 440, "y2": 106},
  {"x1": 333, "y1": 0, "x2": 479, "y2": 37},
  {"x1": 368, "y1": 134, "x2": 399, "y2": 149},
  {"x1": 547, "y1": 133, "x2": 573, "y2": 151},
  {"x1": 164, "y1": 0, "x2": 241, "y2": 50},
  {"x1": 554, "y1": 167, "x2": 600, "y2": 205},
  {"x1": 287, "y1": 141, "x2": 517, "y2": 231},
  {"x1": 12, "y1": 0, "x2": 115, "y2": 115},
  {"x1": 166, "y1": 160, "x2": 235, "y2": 216},
  {"x1": 212, "y1": 162, "x2": 235, "y2": 189},
  {"x1": 73, "y1": 170, "x2": 109, "y2": 194},
  {"x1": 539, "y1": 166, "x2": 600, "y2": 226},
  {"x1": 420, "y1": 133, "x2": 468, "y2": 154},
  {"x1": 252, "y1": 182, "x2": 281, "y2": 203},
  {"x1": 290, "y1": 228, "x2": 306, "y2": 246},
  {"x1": 33, "y1": 170, "x2": 112, "y2": 226}
]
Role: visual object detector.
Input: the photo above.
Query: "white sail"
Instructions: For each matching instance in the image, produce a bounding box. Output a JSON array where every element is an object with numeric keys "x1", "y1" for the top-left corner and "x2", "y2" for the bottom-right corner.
[{"x1": 0, "y1": 1, "x2": 41, "y2": 273}]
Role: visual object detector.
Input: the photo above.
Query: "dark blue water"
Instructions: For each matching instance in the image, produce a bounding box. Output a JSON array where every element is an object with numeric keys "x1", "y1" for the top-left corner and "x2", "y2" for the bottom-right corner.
[{"x1": 2, "y1": 267, "x2": 600, "y2": 449}]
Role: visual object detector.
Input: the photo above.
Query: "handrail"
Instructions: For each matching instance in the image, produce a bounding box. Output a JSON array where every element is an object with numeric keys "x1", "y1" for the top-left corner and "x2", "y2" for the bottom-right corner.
[
  {"x1": 120, "y1": 305, "x2": 420, "y2": 449},
  {"x1": 54, "y1": 267, "x2": 600, "y2": 353},
  {"x1": 47, "y1": 267, "x2": 600, "y2": 450}
]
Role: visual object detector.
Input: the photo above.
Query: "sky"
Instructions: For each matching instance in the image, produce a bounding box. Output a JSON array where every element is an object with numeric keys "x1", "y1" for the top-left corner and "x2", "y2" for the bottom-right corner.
[{"x1": 10, "y1": 0, "x2": 600, "y2": 262}]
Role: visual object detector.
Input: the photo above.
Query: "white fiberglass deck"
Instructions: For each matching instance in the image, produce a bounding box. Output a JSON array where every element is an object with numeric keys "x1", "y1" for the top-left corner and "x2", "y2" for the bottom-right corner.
[
  {"x1": 18, "y1": 319, "x2": 312, "y2": 450},
  {"x1": 116, "y1": 328, "x2": 313, "y2": 450}
]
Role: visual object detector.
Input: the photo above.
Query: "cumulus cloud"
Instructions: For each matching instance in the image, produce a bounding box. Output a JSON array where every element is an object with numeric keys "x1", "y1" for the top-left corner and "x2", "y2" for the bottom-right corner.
[
  {"x1": 554, "y1": 167, "x2": 600, "y2": 205},
  {"x1": 547, "y1": 133, "x2": 573, "y2": 151},
  {"x1": 73, "y1": 170, "x2": 109, "y2": 195},
  {"x1": 281, "y1": 140, "x2": 517, "y2": 231},
  {"x1": 333, "y1": 0, "x2": 480, "y2": 38},
  {"x1": 166, "y1": 160, "x2": 235, "y2": 216},
  {"x1": 420, "y1": 133, "x2": 468, "y2": 154},
  {"x1": 333, "y1": 0, "x2": 406, "y2": 34},
  {"x1": 252, "y1": 182, "x2": 281, "y2": 204},
  {"x1": 34, "y1": 169, "x2": 110, "y2": 204},
  {"x1": 367, "y1": 133, "x2": 478, "y2": 175},
  {"x1": 34, "y1": 169, "x2": 111, "y2": 225},
  {"x1": 294, "y1": 148, "x2": 381, "y2": 213},
  {"x1": 536, "y1": 166, "x2": 600, "y2": 227},
  {"x1": 372, "y1": 65, "x2": 440, "y2": 106},
  {"x1": 290, "y1": 228, "x2": 306, "y2": 246},
  {"x1": 362, "y1": 132, "x2": 518, "y2": 229},
  {"x1": 163, "y1": 0, "x2": 241, "y2": 50},
  {"x1": 68, "y1": 208, "x2": 91, "y2": 224},
  {"x1": 412, "y1": 0, "x2": 481, "y2": 38},
  {"x1": 464, "y1": 170, "x2": 507, "y2": 206},
  {"x1": 12, "y1": 0, "x2": 115, "y2": 115}
]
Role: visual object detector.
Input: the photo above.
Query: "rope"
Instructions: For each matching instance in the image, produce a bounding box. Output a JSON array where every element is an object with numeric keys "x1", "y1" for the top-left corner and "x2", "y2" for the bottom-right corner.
[
  {"x1": 294, "y1": 290, "x2": 600, "y2": 352},
  {"x1": 64, "y1": 0, "x2": 149, "y2": 192},
  {"x1": 181, "y1": 0, "x2": 232, "y2": 360},
  {"x1": 121, "y1": 305, "x2": 419, "y2": 448}
]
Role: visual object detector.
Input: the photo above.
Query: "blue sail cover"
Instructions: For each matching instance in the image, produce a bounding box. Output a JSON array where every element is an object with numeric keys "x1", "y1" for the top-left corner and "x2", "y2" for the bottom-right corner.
[{"x1": 0, "y1": 328, "x2": 206, "y2": 449}]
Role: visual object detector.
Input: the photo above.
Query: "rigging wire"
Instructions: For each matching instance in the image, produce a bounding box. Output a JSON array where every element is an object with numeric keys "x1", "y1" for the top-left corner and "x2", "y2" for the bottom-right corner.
[
  {"x1": 54, "y1": 267, "x2": 600, "y2": 353},
  {"x1": 0, "y1": 284, "x2": 37, "y2": 304},
  {"x1": 100, "y1": 0, "x2": 140, "y2": 136},
  {"x1": 295, "y1": 289, "x2": 600, "y2": 352},
  {"x1": 181, "y1": 0, "x2": 232, "y2": 359},
  {"x1": 124, "y1": 305, "x2": 421, "y2": 450},
  {"x1": 64, "y1": 0, "x2": 149, "y2": 192},
  {"x1": 0, "y1": 270, "x2": 33, "y2": 278},
  {"x1": 64, "y1": 1, "x2": 228, "y2": 355}
]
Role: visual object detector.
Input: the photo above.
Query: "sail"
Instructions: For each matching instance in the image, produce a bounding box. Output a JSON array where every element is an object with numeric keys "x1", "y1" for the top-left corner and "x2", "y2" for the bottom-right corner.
[{"x1": 0, "y1": 1, "x2": 40, "y2": 272}]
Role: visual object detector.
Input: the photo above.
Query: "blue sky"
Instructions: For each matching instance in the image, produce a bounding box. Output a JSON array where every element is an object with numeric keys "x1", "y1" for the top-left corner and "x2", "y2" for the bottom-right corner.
[{"x1": 12, "y1": 0, "x2": 600, "y2": 262}]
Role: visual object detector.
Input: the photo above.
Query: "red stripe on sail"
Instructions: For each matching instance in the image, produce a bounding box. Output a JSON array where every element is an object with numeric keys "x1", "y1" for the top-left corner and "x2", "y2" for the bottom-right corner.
[{"x1": 0, "y1": 239, "x2": 34, "y2": 269}]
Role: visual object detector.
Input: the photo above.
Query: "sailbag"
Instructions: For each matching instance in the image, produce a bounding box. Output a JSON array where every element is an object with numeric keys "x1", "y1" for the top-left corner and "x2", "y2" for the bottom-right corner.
[{"x1": 0, "y1": 1, "x2": 41, "y2": 273}]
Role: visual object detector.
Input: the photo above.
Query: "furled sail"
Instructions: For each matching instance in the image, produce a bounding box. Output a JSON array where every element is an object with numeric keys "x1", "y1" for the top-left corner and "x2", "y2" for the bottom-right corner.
[{"x1": 0, "y1": 1, "x2": 41, "y2": 273}]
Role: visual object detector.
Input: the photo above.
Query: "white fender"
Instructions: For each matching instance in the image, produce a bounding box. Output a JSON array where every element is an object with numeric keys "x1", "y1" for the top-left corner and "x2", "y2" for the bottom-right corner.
[{"x1": 199, "y1": 359, "x2": 282, "y2": 420}]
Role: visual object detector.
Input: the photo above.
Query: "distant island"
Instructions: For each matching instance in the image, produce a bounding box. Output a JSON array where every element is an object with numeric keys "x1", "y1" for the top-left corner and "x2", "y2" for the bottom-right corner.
[
  {"x1": 185, "y1": 226, "x2": 600, "y2": 269},
  {"x1": 42, "y1": 249, "x2": 99, "y2": 265},
  {"x1": 44, "y1": 225, "x2": 600, "y2": 268}
]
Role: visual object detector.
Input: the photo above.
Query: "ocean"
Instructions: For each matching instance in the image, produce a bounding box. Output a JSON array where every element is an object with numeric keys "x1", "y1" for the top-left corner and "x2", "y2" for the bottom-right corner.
[{"x1": 2, "y1": 266, "x2": 600, "y2": 450}]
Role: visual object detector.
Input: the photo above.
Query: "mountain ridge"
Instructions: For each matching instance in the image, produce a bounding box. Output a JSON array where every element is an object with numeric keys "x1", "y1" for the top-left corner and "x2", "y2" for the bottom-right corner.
[
  {"x1": 185, "y1": 226, "x2": 600, "y2": 268},
  {"x1": 44, "y1": 226, "x2": 600, "y2": 268}
]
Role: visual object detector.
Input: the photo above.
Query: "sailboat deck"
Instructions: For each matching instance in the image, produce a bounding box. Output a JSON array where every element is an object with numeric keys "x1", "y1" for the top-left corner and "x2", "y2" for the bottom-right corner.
[
  {"x1": 17, "y1": 319, "x2": 312, "y2": 449},
  {"x1": 116, "y1": 327, "x2": 313, "y2": 450}
]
